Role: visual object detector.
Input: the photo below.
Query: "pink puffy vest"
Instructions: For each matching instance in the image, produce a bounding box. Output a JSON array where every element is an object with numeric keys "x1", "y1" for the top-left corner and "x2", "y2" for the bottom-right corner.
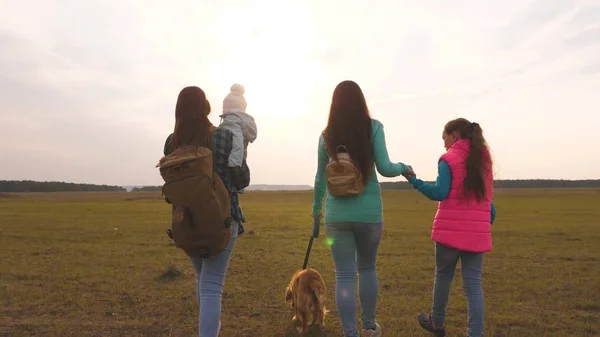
[{"x1": 431, "y1": 139, "x2": 493, "y2": 253}]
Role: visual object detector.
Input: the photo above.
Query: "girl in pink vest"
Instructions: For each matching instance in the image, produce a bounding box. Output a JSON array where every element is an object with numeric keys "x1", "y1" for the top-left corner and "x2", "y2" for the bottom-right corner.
[{"x1": 403, "y1": 118, "x2": 496, "y2": 337}]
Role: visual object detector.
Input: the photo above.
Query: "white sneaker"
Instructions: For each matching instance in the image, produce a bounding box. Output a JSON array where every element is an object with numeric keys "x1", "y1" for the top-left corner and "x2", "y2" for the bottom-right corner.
[{"x1": 362, "y1": 323, "x2": 381, "y2": 337}]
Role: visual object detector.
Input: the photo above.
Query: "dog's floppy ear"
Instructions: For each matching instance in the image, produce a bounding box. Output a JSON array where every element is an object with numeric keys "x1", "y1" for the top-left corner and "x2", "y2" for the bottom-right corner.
[{"x1": 284, "y1": 286, "x2": 293, "y2": 304}]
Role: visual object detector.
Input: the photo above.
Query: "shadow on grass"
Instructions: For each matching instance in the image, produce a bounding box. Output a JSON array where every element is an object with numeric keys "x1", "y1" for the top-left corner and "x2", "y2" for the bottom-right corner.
[{"x1": 156, "y1": 266, "x2": 183, "y2": 283}]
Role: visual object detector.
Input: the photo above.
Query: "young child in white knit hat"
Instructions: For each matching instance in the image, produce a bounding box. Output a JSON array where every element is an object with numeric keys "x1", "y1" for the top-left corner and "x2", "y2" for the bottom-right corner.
[{"x1": 219, "y1": 83, "x2": 257, "y2": 237}]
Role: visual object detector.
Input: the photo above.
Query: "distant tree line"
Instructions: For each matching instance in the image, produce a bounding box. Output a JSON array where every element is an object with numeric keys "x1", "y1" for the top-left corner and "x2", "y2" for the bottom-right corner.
[
  {"x1": 380, "y1": 179, "x2": 600, "y2": 190},
  {"x1": 130, "y1": 179, "x2": 600, "y2": 192},
  {"x1": 131, "y1": 186, "x2": 162, "y2": 192},
  {"x1": 2, "y1": 179, "x2": 599, "y2": 193},
  {"x1": 0, "y1": 180, "x2": 126, "y2": 192}
]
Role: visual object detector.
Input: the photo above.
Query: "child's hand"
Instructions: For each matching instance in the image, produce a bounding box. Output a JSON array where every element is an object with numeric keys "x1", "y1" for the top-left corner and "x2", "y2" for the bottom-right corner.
[{"x1": 402, "y1": 165, "x2": 416, "y2": 180}]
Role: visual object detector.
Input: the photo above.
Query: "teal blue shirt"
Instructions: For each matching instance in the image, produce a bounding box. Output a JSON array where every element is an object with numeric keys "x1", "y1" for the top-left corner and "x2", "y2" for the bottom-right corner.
[
  {"x1": 312, "y1": 119, "x2": 412, "y2": 223},
  {"x1": 407, "y1": 160, "x2": 496, "y2": 224}
]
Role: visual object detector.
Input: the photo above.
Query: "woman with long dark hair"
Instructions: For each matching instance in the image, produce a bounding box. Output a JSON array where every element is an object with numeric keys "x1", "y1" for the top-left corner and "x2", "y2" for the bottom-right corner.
[
  {"x1": 311, "y1": 80, "x2": 413, "y2": 337},
  {"x1": 163, "y1": 86, "x2": 246, "y2": 337}
]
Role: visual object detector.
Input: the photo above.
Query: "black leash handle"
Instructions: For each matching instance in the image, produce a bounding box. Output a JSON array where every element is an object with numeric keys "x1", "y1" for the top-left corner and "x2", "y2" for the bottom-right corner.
[{"x1": 302, "y1": 236, "x2": 314, "y2": 270}]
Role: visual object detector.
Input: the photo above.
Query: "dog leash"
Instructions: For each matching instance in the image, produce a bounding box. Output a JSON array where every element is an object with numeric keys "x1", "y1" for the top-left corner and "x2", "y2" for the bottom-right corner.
[
  {"x1": 302, "y1": 236, "x2": 314, "y2": 270},
  {"x1": 302, "y1": 217, "x2": 320, "y2": 269}
]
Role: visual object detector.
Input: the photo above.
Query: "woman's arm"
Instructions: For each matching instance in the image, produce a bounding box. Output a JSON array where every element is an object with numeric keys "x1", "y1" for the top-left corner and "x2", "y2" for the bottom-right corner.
[
  {"x1": 311, "y1": 135, "x2": 328, "y2": 218},
  {"x1": 407, "y1": 160, "x2": 452, "y2": 201},
  {"x1": 372, "y1": 123, "x2": 412, "y2": 177}
]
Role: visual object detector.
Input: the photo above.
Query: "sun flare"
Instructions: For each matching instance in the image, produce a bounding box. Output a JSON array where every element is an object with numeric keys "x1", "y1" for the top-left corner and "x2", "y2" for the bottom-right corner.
[{"x1": 208, "y1": 0, "x2": 325, "y2": 120}]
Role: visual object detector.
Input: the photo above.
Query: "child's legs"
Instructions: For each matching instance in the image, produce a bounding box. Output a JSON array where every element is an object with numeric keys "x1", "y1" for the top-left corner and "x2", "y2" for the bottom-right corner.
[
  {"x1": 190, "y1": 221, "x2": 238, "y2": 337},
  {"x1": 353, "y1": 222, "x2": 383, "y2": 330},
  {"x1": 325, "y1": 222, "x2": 360, "y2": 337},
  {"x1": 431, "y1": 242, "x2": 460, "y2": 328},
  {"x1": 460, "y1": 251, "x2": 484, "y2": 337}
]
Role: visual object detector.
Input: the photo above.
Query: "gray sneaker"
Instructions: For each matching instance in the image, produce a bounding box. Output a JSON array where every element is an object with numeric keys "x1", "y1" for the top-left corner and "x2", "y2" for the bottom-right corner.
[{"x1": 362, "y1": 323, "x2": 381, "y2": 337}]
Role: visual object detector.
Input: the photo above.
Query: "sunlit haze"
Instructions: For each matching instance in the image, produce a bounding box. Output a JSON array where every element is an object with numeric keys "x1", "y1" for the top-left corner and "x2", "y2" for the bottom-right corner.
[{"x1": 1, "y1": 0, "x2": 599, "y2": 186}]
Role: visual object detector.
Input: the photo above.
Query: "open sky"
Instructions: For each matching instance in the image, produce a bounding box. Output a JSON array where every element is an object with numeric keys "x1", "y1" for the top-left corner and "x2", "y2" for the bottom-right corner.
[{"x1": 1, "y1": 0, "x2": 599, "y2": 186}]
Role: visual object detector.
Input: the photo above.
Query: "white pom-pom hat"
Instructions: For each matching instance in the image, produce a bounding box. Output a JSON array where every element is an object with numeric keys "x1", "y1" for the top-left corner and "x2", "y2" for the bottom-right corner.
[{"x1": 223, "y1": 83, "x2": 247, "y2": 113}]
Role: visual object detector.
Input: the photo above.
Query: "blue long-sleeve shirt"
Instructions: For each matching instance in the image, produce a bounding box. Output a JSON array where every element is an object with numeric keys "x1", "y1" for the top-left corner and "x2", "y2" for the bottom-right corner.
[{"x1": 407, "y1": 160, "x2": 496, "y2": 224}]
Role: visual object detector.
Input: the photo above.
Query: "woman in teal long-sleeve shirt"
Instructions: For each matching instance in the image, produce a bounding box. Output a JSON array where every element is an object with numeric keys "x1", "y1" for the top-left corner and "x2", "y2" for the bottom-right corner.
[{"x1": 311, "y1": 80, "x2": 413, "y2": 337}]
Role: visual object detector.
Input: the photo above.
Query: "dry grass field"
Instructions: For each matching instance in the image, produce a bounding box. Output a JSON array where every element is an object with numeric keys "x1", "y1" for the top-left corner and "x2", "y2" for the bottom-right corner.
[{"x1": 1, "y1": 188, "x2": 599, "y2": 336}]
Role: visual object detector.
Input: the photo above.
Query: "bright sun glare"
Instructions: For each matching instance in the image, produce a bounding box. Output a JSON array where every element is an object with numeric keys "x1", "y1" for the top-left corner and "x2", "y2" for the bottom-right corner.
[{"x1": 209, "y1": 1, "x2": 324, "y2": 119}]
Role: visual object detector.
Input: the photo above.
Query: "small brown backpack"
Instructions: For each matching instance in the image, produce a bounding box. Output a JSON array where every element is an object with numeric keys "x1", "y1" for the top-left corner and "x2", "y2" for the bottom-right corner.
[
  {"x1": 156, "y1": 128, "x2": 232, "y2": 259},
  {"x1": 325, "y1": 145, "x2": 365, "y2": 197}
]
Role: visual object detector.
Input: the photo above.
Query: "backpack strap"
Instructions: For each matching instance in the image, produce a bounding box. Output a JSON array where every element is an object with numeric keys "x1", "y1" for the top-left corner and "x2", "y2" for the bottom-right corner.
[
  {"x1": 163, "y1": 133, "x2": 174, "y2": 156},
  {"x1": 207, "y1": 125, "x2": 222, "y2": 185}
]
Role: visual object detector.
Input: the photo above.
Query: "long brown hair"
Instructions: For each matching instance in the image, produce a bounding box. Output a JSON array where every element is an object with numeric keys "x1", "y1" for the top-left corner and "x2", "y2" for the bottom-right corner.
[
  {"x1": 172, "y1": 86, "x2": 213, "y2": 150},
  {"x1": 323, "y1": 80, "x2": 373, "y2": 184},
  {"x1": 444, "y1": 118, "x2": 492, "y2": 202}
]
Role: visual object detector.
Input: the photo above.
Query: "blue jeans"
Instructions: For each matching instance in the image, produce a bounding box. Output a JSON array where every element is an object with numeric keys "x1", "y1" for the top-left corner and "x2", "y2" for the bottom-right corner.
[
  {"x1": 325, "y1": 222, "x2": 383, "y2": 337},
  {"x1": 432, "y1": 242, "x2": 484, "y2": 337},
  {"x1": 190, "y1": 220, "x2": 239, "y2": 337}
]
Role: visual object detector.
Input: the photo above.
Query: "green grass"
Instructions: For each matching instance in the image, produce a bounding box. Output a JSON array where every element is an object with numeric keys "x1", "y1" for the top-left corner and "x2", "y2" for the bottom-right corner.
[{"x1": 1, "y1": 189, "x2": 599, "y2": 336}]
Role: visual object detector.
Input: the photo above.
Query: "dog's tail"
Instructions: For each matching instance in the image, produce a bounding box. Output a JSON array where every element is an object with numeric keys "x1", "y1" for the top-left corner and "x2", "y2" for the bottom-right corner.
[
  {"x1": 311, "y1": 284, "x2": 320, "y2": 305},
  {"x1": 310, "y1": 281, "x2": 329, "y2": 315}
]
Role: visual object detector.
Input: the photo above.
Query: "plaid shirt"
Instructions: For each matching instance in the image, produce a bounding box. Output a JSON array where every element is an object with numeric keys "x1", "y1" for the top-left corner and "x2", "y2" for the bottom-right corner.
[{"x1": 163, "y1": 130, "x2": 245, "y2": 223}]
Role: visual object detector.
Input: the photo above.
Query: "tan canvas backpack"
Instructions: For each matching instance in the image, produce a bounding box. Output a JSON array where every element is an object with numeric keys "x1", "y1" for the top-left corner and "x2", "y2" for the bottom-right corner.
[
  {"x1": 325, "y1": 145, "x2": 365, "y2": 197},
  {"x1": 157, "y1": 127, "x2": 232, "y2": 258}
]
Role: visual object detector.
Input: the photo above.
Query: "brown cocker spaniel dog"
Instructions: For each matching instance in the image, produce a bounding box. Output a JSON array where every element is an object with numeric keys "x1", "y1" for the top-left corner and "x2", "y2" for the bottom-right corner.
[{"x1": 284, "y1": 268, "x2": 329, "y2": 333}]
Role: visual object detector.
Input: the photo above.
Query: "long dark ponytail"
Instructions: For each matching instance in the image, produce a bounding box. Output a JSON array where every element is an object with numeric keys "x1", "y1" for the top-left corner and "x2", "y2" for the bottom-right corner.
[{"x1": 444, "y1": 118, "x2": 492, "y2": 202}]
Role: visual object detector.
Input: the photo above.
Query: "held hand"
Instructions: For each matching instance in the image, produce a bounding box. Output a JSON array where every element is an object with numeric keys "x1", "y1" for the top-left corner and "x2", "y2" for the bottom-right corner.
[
  {"x1": 402, "y1": 165, "x2": 416, "y2": 180},
  {"x1": 312, "y1": 215, "x2": 321, "y2": 238}
]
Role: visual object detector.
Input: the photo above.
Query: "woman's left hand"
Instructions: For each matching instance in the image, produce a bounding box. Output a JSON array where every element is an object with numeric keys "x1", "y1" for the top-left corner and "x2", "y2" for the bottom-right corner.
[{"x1": 312, "y1": 215, "x2": 321, "y2": 238}]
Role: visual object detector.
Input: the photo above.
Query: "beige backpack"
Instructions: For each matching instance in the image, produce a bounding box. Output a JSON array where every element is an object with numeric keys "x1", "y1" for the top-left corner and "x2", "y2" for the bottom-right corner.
[
  {"x1": 325, "y1": 145, "x2": 365, "y2": 197},
  {"x1": 157, "y1": 127, "x2": 232, "y2": 259}
]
